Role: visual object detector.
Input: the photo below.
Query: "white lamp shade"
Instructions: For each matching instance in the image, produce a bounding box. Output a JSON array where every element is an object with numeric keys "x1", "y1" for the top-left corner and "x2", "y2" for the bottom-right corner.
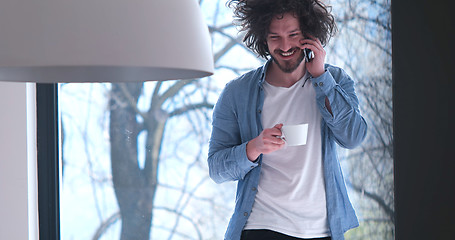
[{"x1": 0, "y1": 0, "x2": 214, "y2": 82}]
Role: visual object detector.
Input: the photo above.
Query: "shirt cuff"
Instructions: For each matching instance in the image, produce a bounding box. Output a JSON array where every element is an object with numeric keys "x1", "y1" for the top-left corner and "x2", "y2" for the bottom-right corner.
[
  {"x1": 310, "y1": 70, "x2": 337, "y2": 96},
  {"x1": 237, "y1": 142, "x2": 259, "y2": 174}
]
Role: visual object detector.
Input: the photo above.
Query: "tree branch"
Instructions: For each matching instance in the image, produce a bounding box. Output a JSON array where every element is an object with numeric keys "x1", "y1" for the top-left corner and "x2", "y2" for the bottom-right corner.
[
  {"x1": 118, "y1": 83, "x2": 148, "y2": 121},
  {"x1": 152, "y1": 80, "x2": 196, "y2": 113},
  {"x1": 92, "y1": 212, "x2": 121, "y2": 240},
  {"x1": 154, "y1": 206, "x2": 203, "y2": 240},
  {"x1": 346, "y1": 179, "x2": 395, "y2": 223},
  {"x1": 169, "y1": 102, "x2": 215, "y2": 118}
]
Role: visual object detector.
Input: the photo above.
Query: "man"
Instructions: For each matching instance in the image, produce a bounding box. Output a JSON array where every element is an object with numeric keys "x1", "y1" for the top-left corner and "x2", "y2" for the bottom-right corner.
[{"x1": 208, "y1": 0, "x2": 367, "y2": 239}]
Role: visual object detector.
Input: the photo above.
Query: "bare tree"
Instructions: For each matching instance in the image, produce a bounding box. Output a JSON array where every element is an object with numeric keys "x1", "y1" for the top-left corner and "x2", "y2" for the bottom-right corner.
[
  {"x1": 96, "y1": 1, "x2": 254, "y2": 238},
  {"x1": 327, "y1": 0, "x2": 393, "y2": 239},
  {"x1": 107, "y1": 79, "x2": 219, "y2": 239},
  {"x1": 61, "y1": 0, "x2": 392, "y2": 239}
]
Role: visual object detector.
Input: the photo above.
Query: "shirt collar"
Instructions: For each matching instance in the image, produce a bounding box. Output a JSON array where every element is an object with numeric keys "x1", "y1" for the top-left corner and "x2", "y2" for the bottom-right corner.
[{"x1": 258, "y1": 59, "x2": 273, "y2": 87}]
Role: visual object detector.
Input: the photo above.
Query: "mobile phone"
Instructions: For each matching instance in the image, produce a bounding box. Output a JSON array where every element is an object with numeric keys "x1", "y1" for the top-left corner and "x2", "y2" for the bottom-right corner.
[{"x1": 304, "y1": 48, "x2": 314, "y2": 62}]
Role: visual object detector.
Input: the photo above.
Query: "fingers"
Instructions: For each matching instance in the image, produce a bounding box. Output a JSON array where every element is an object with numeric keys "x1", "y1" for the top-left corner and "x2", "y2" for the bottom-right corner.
[
  {"x1": 270, "y1": 123, "x2": 284, "y2": 140},
  {"x1": 299, "y1": 37, "x2": 323, "y2": 52},
  {"x1": 299, "y1": 36, "x2": 326, "y2": 77},
  {"x1": 247, "y1": 124, "x2": 286, "y2": 160},
  {"x1": 246, "y1": 126, "x2": 284, "y2": 161},
  {"x1": 259, "y1": 125, "x2": 285, "y2": 150},
  {"x1": 265, "y1": 124, "x2": 286, "y2": 146},
  {"x1": 273, "y1": 123, "x2": 283, "y2": 130},
  {"x1": 263, "y1": 127, "x2": 284, "y2": 144},
  {"x1": 308, "y1": 34, "x2": 323, "y2": 46}
]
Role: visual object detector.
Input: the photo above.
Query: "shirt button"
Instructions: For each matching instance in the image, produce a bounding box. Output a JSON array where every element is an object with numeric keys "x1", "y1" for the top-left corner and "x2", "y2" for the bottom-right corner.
[
  {"x1": 244, "y1": 212, "x2": 248, "y2": 217},
  {"x1": 252, "y1": 187, "x2": 257, "y2": 191},
  {"x1": 314, "y1": 82, "x2": 318, "y2": 87},
  {"x1": 319, "y1": 82, "x2": 324, "y2": 87},
  {"x1": 258, "y1": 109, "x2": 262, "y2": 114}
]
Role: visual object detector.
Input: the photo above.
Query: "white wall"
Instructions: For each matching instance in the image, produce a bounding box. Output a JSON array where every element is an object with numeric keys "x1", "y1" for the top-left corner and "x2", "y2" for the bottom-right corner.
[{"x1": 0, "y1": 82, "x2": 37, "y2": 239}]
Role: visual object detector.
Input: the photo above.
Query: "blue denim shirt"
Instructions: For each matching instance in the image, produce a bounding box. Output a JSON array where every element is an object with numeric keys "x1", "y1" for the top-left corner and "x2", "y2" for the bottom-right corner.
[{"x1": 208, "y1": 60, "x2": 368, "y2": 240}]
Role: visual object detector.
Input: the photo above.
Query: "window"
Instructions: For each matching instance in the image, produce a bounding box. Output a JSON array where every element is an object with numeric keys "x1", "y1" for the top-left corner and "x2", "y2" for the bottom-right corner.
[{"x1": 37, "y1": 0, "x2": 393, "y2": 239}]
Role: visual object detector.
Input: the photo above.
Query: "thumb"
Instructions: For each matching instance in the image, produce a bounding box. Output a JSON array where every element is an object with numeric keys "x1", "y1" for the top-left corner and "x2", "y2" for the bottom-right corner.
[{"x1": 274, "y1": 123, "x2": 283, "y2": 130}]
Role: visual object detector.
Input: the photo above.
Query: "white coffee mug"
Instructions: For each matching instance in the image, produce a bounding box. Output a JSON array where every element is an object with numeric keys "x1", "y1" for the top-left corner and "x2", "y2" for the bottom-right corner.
[{"x1": 281, "y1": 123, "x2": 308, "y2": 146}]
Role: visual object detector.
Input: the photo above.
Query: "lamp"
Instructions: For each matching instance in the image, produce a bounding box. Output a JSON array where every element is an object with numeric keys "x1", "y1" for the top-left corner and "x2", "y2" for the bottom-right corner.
[{"x1": 0, "y1": 0, "x2": 214, "y2": 83}]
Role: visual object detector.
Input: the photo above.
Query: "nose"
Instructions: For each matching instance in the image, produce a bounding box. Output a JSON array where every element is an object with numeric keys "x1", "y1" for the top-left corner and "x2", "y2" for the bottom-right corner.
[{"x1": 279, "y1": 38, "x2": 292, "y2": 52}]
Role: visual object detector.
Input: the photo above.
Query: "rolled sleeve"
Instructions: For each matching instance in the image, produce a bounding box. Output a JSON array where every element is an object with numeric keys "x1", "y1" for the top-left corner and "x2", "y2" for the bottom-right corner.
[
  {"x1": 208, "y1": 84, "x2": 259, "y2": 184},
  {"x1": 311, "y1": 66, "x2": 368, "y2": 149}
]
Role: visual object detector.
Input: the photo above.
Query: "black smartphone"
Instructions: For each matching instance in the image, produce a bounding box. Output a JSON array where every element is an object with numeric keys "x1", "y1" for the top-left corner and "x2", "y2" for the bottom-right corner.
[{"x1": 304, "y1": 48, "x2": 314, "y2": 62}]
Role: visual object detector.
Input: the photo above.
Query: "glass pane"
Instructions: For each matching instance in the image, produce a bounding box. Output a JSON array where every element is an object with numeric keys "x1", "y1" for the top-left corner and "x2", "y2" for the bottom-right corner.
[
  {"x1": 329, "y1": 0, "x2": 394, "y2": 238},
  {"x1": 59, "y1": 0, "x2": 392, "y2": 239}
]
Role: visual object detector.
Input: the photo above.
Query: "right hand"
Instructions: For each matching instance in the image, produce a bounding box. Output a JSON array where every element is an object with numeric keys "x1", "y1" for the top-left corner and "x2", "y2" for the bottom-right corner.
[{"x1": 246, "y1": 124, "x2": 285, "y2": 161}]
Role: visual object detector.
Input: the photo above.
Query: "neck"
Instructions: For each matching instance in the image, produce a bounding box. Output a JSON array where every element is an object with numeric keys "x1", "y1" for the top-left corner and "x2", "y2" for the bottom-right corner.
[{"x1": 265, "y1": 61, "x2": 306, "y2": 88}]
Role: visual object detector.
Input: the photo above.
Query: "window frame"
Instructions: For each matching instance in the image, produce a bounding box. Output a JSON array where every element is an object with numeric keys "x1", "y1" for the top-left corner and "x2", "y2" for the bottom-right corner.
[
  {"x1": 35, "y1": 1, "x2": 455, "y2": 239},
  {"x1": 36, "y1": 83, "x2": 60, "y2": 240}
]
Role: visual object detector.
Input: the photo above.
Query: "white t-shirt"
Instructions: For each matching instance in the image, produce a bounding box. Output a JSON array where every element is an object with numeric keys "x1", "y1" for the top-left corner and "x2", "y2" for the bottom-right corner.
[{"x1": 244, "y1": 73, "x2": 330, "y2": 238}]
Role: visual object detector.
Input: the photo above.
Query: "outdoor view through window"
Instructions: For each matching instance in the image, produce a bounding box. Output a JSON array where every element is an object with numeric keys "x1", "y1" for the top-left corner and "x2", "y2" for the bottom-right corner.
[{"x1": 59, "y1": 0, "x2": 392, "y2": 239}]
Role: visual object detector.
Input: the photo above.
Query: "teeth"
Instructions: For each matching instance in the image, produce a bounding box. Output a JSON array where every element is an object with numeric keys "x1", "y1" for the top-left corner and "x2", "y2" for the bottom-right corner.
[{"x1": 281, "y1": 51, "x2": 294, "y2": 56}]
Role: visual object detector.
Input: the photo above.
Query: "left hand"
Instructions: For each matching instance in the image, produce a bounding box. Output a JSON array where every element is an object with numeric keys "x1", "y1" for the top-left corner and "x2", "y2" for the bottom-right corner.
[{"x1": 299, "y1": 35, "x2": 326, "y2": 78}]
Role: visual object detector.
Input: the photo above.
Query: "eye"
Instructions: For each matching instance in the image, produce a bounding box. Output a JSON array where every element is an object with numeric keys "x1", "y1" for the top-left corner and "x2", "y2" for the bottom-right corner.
[
  {"x1": 268, "y1": 35, "x2": 279, "y2": 40},
  {"x1": 290, "y1": 32, "x2": 302, "y2": 38}
]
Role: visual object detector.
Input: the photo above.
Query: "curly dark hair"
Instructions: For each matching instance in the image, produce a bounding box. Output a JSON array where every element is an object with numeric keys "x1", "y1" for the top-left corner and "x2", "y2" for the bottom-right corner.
[{"x1": 227, "y1": 0, "x2": 337, "y2": 59}]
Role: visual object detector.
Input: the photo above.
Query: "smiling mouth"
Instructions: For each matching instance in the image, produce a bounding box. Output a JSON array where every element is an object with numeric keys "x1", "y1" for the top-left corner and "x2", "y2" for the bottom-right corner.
[
  {"x1": 279, "y1": 48, "x2": 298, "y2": 57},
  {"x1": 281, "y1": 51, "x2": 294, "y2": 56}
]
